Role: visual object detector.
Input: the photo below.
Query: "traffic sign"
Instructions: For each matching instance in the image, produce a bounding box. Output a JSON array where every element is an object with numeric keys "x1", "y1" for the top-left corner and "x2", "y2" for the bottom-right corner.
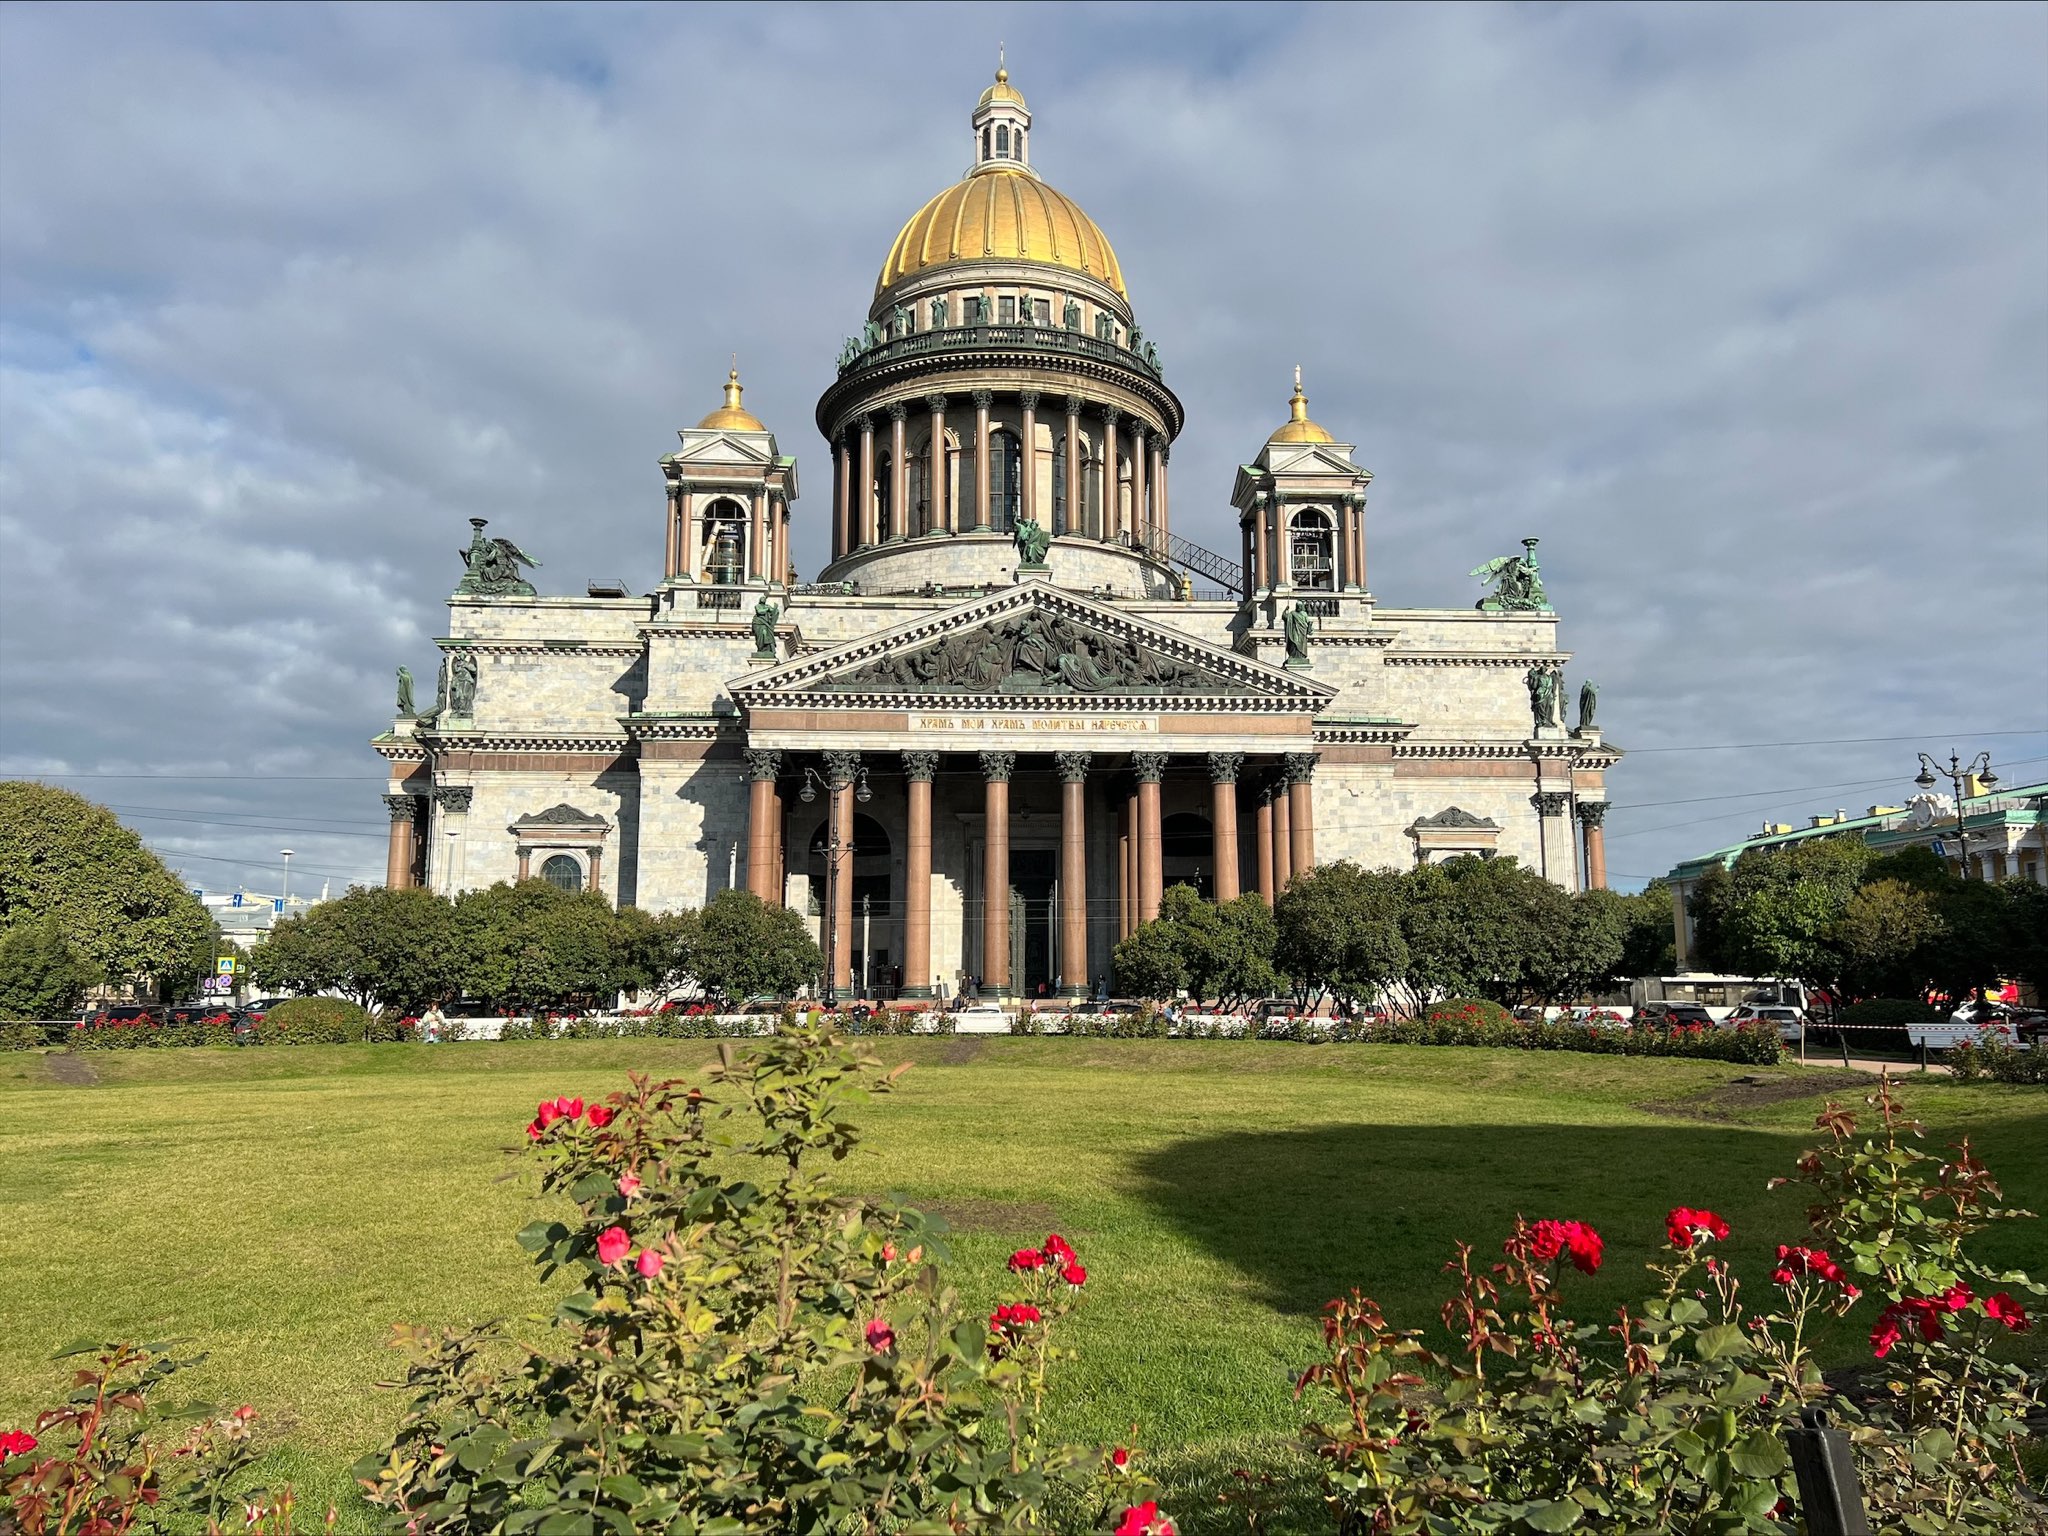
[
  {"x1": 273, "y1": 898, "x2": 285, "y2": 914},
  {"x1": 231, "y1": 892, "x2": 244, "y2": 908},
  {"x1": 216, "y1": 957, "x2": 235, "y2": 975},
  {"x1": 1932, "y1": 839, "x2": 1947, "y2": 857}
]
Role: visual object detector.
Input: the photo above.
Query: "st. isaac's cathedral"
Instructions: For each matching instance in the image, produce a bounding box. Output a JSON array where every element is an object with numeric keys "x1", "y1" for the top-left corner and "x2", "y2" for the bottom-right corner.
[{"x1": 374, "y1": 70, "x2": 1621, "y2": 1001}]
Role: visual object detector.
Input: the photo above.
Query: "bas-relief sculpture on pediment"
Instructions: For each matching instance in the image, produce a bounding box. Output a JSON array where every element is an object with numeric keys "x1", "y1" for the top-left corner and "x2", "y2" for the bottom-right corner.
[{"x1": 815, "y1": 608, "x2": 1235, "y2": 698}]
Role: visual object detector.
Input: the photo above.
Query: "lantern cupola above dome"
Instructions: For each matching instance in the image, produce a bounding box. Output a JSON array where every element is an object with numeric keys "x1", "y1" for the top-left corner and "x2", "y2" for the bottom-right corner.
[{"x1": 971, "y1": 57, "x2": 1031, "y2": 173}]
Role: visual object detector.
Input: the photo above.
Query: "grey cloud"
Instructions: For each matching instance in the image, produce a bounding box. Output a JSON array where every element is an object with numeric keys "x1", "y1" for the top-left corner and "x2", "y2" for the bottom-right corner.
[{"x1": 1, "y1": 1, "x2": 2042, "y2": 896}]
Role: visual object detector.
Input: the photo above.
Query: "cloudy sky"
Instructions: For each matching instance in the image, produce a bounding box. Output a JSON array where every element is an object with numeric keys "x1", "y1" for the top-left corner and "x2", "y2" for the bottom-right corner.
[{"x1": 2, "y1": 0, "x2": 2044, "y2": 903}]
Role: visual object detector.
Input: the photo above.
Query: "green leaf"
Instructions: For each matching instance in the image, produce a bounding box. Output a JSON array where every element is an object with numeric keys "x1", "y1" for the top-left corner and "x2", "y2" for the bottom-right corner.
[
  {"x1": 1692, "y1": 1323, "x2": 1752, "y2": 1361},
  {"x1": 1519, "y1": 1498, "x2": 1585, "y2": 1531},
  {"x1": 1726, "y1": 1429, "x2": 1788, "y2": 1480}
]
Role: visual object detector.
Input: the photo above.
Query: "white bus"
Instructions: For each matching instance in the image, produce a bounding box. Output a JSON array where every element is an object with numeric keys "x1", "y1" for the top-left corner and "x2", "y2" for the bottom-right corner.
[{"x1": 1629, "y1": 974, "x2": 1811, "y2": 1022}]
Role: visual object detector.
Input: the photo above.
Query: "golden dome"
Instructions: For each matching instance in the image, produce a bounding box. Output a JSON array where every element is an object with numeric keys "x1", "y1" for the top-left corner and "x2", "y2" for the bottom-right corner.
[
  {"x1": 979, "y1": 66, "x2": 1026, "y2": 110},
  {"x1": 877, "y1": 163, "x2": 1126, "y2": 298},
  {"x1": 1269, "y1": 368, "x2": 1334, "y2": 444},
  {"x1": 696, "y1": 367, "x2": 766, "y2": 432}
]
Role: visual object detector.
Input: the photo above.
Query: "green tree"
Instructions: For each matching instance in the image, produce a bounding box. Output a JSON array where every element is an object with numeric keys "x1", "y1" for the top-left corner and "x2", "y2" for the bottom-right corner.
[
  {"x1": 0, "y1": 782, "x2": 213, "y2": 996},
  {"x1": 1617, "y1": 879, "x2": 1679, "y2": 979},
  {"x1": 1153, "y1": 886, "x2": 1279, "y2": 1007},
  {"x1": 251, "y1": 885, "x2": 462, "y2": 1012},
  {"x1": 677, "y1": 888, "x2": 820, "y2": 1005},
  {"x1": 1829, "y1": 878, "x2": 1944, "y2": 1000},
  {"x1": 1112, "y1": 919, "x2": 1186, "y2": 1000},
  {"x1": 1712, "y1": 836, "x2": 1874, "y2": 994},
  {"x1": 1523, "y1": 888, "x2": 1631, "y2": 1005},
  {"x1": 1411, "y1": 855, "x2": 1575, "y2": 1008},
  {"x1": 1275, "y1": 861, "x2": 1407, "y2": 1009},
  {"x1": 0, "y1": 916, "x2": 99, "y2": 1020},
  {"x1": 453, "y1": 880, "x2": 630, "y2": 1014}
]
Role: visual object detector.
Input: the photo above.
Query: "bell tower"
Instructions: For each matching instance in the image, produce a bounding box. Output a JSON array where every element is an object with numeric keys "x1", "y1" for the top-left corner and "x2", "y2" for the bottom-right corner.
[{"x1": 659, "y1": 367, "x2": 799, "y2": 593}]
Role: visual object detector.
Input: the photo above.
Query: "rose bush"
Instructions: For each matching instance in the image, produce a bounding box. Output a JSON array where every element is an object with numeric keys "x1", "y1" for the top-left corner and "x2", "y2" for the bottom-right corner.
[
  {"x1": 353, "y1": 1014, "x2": 1169, "y2": 1533},
  {"x1": 1295, "y1": 1073, "x2": 2044, "y2": 1534}
]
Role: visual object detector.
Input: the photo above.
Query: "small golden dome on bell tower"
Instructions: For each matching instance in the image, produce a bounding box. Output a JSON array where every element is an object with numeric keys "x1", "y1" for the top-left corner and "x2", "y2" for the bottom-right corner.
[
  {"x1": 696, "y1": 365, "x2": 767, "y2": 432},
  {"x1": 1268, "y1": 365, "x2": 1335, "y2": 445}
]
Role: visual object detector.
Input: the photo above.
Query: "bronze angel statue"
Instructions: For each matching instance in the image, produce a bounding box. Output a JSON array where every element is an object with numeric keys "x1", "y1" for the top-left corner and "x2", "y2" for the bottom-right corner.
[
  {"x1": 457, "y1": 518, "x2": 540, "y2": 597},
  {"x1": 1471, "y1": 537, "x2": 1549, "y2": 612}
]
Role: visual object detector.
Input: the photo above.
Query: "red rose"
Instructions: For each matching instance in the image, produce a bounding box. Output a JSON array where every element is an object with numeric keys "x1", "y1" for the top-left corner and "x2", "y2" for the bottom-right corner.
[
  {"x1": 1061, "y1": 1262, "x2": 1087, "y2": 1288},
  {"x1": 1114, "y1": 1501, "x2": 1176, "y2": 1536},
  {"x1": 1111, "y1": 1447, "x2": 1130, "y2": 1469},
  {"x1": 586, "y1": 1105, "x2": 615, "y2": 1128},
  {"x1": 1566, "y1": 1222, "x2": 1604, "y2": 1274},
  {"x1": 552, "y1": 1096, "x2": 584, "y2": 1121},
  {"x1": 1873, "y1": 1297, "x2": 1946, "y2": 1357},
  {"x1": 596, "y1": 1226, "x2": 631, "y2": 1266},
  {"x1": 865, "y1": 1318, "x2": 896, "y2": 1352},
  {"x1": 0, "y1": 1429, "x2": 36, "y2": 1457},
  {"x1": 987, "y1": 1302, "x2": 1042, "y2": 1356},
  {"x1": 1008, "y1": 1247, "x2": 1047, "y2": 1273},
  {"x1": 1665, "y1": 1207, "x2": 1730, "y2": 1249},
  {"x1": 1938, "y1": 1282, "x2": 1973, "y2": 1313},
  {"x1": 1519, "y1": 1218, "x2": 1601, "y2": 1273},
  {"x1": 1043, "y1": 1232, "x2": 1075, "y2": 1262},
  {"x1": 635, "y1": 1248, "x2": 664, "y2": 1279},
  {"x1": 1870, "y1": 1311, "x2": 1905, "y2": 1360},
  {"x1": 1985, "y1": 1292, "x2": 2031, "y2": 1331},
  {"x1": 535, "y1": 1100, "x2": 563, "y2": 1129},
  {"x1": 525, "y1": 1119, "x2": 545, "y2": 1141}
]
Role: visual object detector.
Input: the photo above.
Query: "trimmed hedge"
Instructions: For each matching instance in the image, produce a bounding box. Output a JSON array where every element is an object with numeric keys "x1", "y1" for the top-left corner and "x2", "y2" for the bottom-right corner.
[
  {"x1": 1346, "y1": 1015, "x2": 1786, "y2": 1064},
  {"x1": 257, "y1": 997, "x2": 373, "y2": 1045},
  {"x1": 1835, "y1": 998, "x2": 1931, "y2": 1027}
]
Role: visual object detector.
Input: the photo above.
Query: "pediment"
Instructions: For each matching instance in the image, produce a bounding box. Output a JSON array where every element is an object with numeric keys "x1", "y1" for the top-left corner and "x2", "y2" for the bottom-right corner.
[
  {"x1": 668, "y1": 431, "x2": 776, "y2": 468},
  {"x1": 1411, "y1": 806, "x2": 1499, "y2": 831},
  {"x1": 735, "y1": 583, "x2": 1333, "y2": 712},
  {"x1": 511, "y1": 802, "x2": 611, "y2": 831},
  {"x1": 1261, "y1": 440, "x2": 1363, "y2": 477}
]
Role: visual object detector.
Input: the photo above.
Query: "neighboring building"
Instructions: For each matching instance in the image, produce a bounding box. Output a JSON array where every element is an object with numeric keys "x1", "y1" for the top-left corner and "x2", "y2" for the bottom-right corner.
[
  {"x1": 372, "y1": 71, "x2": 1620, "y2": 1000},
  {"x1": 1664, "y1": 779, "x2": 2047, "y2": 970}
]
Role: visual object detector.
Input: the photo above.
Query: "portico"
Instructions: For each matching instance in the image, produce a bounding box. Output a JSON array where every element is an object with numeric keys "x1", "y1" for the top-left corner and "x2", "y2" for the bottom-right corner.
[{"x1": 731, "y1": 581, "x2": 1328, "y2": 999}]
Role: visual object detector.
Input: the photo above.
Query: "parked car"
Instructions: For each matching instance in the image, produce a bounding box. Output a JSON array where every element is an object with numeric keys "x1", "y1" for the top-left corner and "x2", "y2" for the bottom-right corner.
[
  {"x1": 949, "y1": 1002, "x2": 1011, "y2": 1033},
  {"x1": 87, "y1": 1003, "x2": 167, "y2": 1026},
  {"x1": 1726, "y1": 1003, "x2": 1807, "y2": 1041},
  {"x1": 1636, "y1": 1001, "x2": 1715, "y2": 1028},
  {"x1": 240, "y1": 997, "x2": 293, "y2": 1020}
]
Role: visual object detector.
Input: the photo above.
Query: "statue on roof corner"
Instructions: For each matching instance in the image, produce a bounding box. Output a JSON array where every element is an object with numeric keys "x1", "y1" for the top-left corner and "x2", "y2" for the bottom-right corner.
[
  {"x1": 395, "y1": 666, "x2": 415, "y2": 716},
  {"x1": 456, "y1": 518, "x2": 540, "y2": 597},
  {"x1": 1471, "y1": 536, "x2": 1550, "y2": 612}
]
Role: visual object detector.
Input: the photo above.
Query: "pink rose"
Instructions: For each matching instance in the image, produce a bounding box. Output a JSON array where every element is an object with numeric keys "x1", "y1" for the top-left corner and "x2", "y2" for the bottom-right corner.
[
  {"x1": 596, "y1": 1226, "x2": 631, "y2": 1266},
  {"x1": 635, "y1": 1248, "x2": 664, "y2": 1279}
]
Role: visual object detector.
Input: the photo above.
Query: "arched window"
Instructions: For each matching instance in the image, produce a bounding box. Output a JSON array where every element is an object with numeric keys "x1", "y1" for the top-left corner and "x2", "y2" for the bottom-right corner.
[
  {"x1": 1290, "y1": 508, "x2": 1336, "y2": 590},
  {"x1": 702, "y1": 499, "x2": 746, "y2": 584},
  {"x1": 1161, "y1": 814, "x2": 1214, "y2": 901},
  {"x1": 990, "y1": 428, "x2": 1022, "y2": 531},
  {"x1": 996, "y1": 124, "x2": 1010, "y2": 158},
  {"x1": 540, "y1": 854, "x2": 583, "y2": 892},
  {"x1": 981, "y1": 127, "x2": 991, "y2": 161},
  {"x1": 1051, "y1": 436, "x2": 1068, "y2": 533}
]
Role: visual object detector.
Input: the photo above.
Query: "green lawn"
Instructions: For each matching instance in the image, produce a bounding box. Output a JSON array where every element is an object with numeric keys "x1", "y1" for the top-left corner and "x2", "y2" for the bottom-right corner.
[{"x1": 2, "y1": 1040, "x2": 2042, "y2": 1527}]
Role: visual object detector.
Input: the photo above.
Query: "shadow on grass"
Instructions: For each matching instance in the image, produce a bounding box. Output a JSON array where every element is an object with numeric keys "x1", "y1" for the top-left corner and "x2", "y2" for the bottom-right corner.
[{"x1": 1133, "y1": 1119, "x2": 1824, "y2": 1323}]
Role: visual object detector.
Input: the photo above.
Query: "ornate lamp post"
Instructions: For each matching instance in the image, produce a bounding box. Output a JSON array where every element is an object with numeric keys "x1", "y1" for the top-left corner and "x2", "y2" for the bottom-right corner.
[
  {"x1": 1913, "y1": 750, "x2": 1998, "y2": 877},
  {"x1": 798, "y1": 762, "x2": 872, "y2": 1007}
]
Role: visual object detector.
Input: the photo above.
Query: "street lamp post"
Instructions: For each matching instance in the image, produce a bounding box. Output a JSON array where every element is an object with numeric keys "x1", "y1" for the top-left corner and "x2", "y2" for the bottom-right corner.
[
  {"x1": 797, "y1": 761, "x2": 872, "y2": 1008},
  {"x1": 280, "y1": 849, "x2": 294, "y2": 908},
  {"x1": 1914, "y1": 750, "x2": 1998, "y2": 878}
]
